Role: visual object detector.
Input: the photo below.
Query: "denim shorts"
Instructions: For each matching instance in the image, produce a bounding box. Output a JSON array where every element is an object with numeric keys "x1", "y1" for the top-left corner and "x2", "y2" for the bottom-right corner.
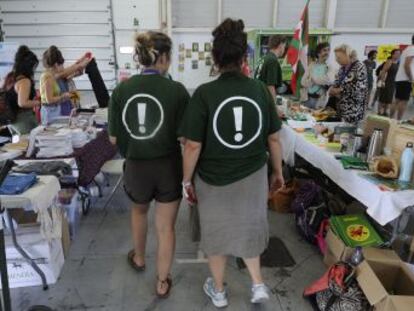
[{"x1": 41, "y1": 104, "x2": 61, "y2": 126}]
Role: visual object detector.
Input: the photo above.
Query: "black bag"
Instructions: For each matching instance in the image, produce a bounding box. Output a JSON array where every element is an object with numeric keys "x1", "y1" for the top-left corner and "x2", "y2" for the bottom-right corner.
[{"x1": 0, "y1": 89, "x2": 16, "y2": 125}]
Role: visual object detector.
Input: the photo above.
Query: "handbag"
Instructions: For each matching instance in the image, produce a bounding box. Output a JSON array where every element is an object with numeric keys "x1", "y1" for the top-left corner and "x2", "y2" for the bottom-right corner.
[
  {"x1": 268, "y1": 179, "x2": 299, "y2": 213},
  {"x1": 304, "y1": 263, "x2": 370, "y2": 311}
]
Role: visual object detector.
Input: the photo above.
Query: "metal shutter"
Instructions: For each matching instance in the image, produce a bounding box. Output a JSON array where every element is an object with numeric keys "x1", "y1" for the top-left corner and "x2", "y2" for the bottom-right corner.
[
  {"x1": 172, "y1": 0, "x2": 218, "y2": 28},
  {"x1": 0, "y1": 0, "x2": 116, "y2": 90},
  {"x1": 387, "y1": 0, "x2": 414, "y2": 28},
  {"x1": 222, "y1": 0, "x2": 273, "y2": 28},
  {"x1": 277, "y1": 0, "x2": 326, "y2": 28},
  {"x1": 335, "y1": 0, "x2": 382, "y2": 28}
]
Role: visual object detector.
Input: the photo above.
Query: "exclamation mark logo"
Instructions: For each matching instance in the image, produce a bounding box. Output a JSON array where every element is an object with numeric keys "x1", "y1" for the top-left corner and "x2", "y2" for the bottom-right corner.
[
  {"x1": 233, "y1": 106, "x2": 243, "y2": 142},
  {"x1": 137, "y1": 103, "x2": 147, "y2": 134}
]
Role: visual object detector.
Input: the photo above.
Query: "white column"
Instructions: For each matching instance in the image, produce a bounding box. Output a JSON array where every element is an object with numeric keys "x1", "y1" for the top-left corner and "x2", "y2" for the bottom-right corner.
[
  {"x1": 166, "y1": 0, "x2": 172, "y2": 37},
  {"x1": 380, "y1": 0, "x2": 390, "y2": 28},
  {"x1": 217, "y1": 0, "x2": 222, "y2": 24},
  {"x1": 325, "y1": 0, "x2": 337, "y2": 30},
  {"x1": 272, "y1": 0, "x2": 279, "y2": 28}
]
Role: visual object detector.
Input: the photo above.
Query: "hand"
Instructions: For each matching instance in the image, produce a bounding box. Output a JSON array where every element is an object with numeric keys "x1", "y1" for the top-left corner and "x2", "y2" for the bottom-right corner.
[
  {"x1": 269, "y1": 172, "x2": 284, "y2": 193},
  {"x1": 182, "y1": 181, "x2": 198, "y2": 206},
  {"x1": 329, "y1": 87, "x2": 342, "y2": 97},
  {"x1": 277, "y1": 107, "x2": 285, "y2": 118},
  {"x1": 32, "y1": 99, "x2": 41, "y2": 107},
  {"x1": 62, "y1": 92, "x2": 71, "y2": 100}
]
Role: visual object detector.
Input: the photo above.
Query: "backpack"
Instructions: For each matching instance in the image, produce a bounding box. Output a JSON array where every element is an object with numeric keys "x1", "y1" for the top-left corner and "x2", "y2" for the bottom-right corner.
[
  {"x1": 0, "y1": 73, "x2": 17, "y2": 125},
  {"x1": 292, "y1": 180, "x2": 329, "y2": 244}
]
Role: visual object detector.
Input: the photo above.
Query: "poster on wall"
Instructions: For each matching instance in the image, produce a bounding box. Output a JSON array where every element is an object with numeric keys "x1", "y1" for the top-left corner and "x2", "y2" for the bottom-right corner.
[
  {"x1": 179, "y1": 43, "x2": 185, "y2": 52},
  {"x1": 204, "y1": 42, "x2": 212, "y2": 52},
  {"x1": 178, "y1": 64, "x2": 185, "y2": 72},
  {"x1": 192, "y1": 60, "x2": 198, "y2": 70},
  {"x1": 377, "y1": 44, "x2": 399, "y2": 63},
  {"x1": 199, "y1": 52, "x2": 205, "y2": 61},
  {"x1": 364, "y1": 45, "x2": 378, "y2": 56},
  {"x1": 179, "y1": 54, "x2": 185, "y2": 63},
  {"x1": 185, "y1": 49, "x2": 192, "y2": 58},
  {"x1": 192, "y1": 43, "x2": 199, "y2": 52},
  {"x1": 206, "y1": 56, "x2": 212, "y2": 66}
]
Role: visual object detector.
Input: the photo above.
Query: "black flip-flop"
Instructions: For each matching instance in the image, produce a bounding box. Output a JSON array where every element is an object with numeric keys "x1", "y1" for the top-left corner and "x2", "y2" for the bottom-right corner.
[
  {"x1": 156, "y1": 275, "x2": 173, "y2": 299},
  {"x1": 127, "y1": 249, "x2": 145, "y2": 272}
]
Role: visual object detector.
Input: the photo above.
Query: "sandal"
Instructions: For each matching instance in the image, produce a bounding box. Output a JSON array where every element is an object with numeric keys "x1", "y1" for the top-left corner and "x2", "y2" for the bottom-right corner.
[
  {"x1": 156, "y1": 275, "x2": 173, "y2": 299},
  {"x1": 127, "y1": 249, "x2": 145, "y2": 272}
]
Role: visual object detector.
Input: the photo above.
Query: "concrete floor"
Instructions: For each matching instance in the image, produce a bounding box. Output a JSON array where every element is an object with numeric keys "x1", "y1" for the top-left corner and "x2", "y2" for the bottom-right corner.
[{"x1": 11, "y1": 183, "x2": 326, "y2": 311}]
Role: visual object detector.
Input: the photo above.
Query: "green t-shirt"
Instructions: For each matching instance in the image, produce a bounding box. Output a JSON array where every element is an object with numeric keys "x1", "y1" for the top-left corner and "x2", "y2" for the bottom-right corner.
[
  {"x1": 180, "y1": 71, "x2": 282, "y2": 186},
  {"x1": 109, "y1": 74, "x2": 190, "y2": 160},
  {"x1": 255, "y1": 52, "x2": 283, "y2": 89}
]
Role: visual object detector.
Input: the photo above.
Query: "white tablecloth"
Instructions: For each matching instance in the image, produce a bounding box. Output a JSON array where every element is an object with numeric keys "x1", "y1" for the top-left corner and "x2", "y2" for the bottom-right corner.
[{"x1": 280, "y1": 125, "x2": 414, "y2": 226}]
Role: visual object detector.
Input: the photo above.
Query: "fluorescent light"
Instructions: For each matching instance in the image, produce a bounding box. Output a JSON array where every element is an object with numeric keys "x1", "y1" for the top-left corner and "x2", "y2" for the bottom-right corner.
[{"x1": 120, "y1": 46, "x2": 134, "y2": 54}]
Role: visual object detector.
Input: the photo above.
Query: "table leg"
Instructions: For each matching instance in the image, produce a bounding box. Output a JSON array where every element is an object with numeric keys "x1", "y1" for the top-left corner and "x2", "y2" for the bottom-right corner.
[
  {"x1": 0, "y1": 225, "x2": 12, "y2": 311},
  {"x1": 6, "y1": 212, "x2": 48, "y2": 290},
  {"x1": 102, "y1": 174, "x2": 123, "y2": 211}
]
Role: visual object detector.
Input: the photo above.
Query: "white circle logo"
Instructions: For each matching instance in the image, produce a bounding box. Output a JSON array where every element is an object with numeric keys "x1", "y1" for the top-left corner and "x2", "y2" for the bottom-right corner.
[
  {"x1": 122, "y1": 93, "x2": 164, "y2": 140},
  {"x1": 213, "y1": 96, "x2": 262, "y2": 149}
]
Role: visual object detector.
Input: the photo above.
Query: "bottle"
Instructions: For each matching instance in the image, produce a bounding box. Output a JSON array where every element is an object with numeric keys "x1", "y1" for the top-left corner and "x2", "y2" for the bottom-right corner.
[
  {"x1": 399, "y1": 142, "x2": 414, "y2": 183},
  {"x1": 367, "y1": 129, "x2": 383, "y2": 162},
  {"x1": 350, "y1": 246, "x2": 364, "y2": 266}
]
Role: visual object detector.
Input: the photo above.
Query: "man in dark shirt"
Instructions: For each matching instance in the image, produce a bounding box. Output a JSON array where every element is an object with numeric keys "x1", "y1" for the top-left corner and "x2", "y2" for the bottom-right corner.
[{"x1": 364, "y1": 50, "x2": 377, "y2": 107}]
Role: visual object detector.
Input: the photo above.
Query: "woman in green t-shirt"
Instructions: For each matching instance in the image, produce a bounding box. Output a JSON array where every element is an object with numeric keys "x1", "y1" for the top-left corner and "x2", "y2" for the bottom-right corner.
[
  {"x1": 181, "y1": 19, "x2": 284, "y2": 308},
  {"x1": 108, "y1": 32, "x2": 189, "y2": 298}
]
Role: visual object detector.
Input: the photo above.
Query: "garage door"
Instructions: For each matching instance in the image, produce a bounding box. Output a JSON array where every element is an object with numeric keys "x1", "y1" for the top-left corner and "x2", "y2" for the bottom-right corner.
[{"x1": 0, "y1": 0, "x2": 117, "y2": 90}]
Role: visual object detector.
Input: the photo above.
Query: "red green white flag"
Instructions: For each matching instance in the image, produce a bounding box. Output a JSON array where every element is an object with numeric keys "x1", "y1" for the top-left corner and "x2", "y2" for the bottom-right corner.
[{"x1": 287, "y1": 0, "x2": 309, "y2": 98}]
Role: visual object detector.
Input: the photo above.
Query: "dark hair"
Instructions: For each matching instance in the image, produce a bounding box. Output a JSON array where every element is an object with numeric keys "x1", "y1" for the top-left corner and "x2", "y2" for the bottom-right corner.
[
  {"x1": 391, "y1": 49, "x2": 400, "y2": 56},
  {"x1": 314, "y1": 42, "x2": 330, "y2": 58},
  {"x1": 212, "y1": 18, "x2": 247, "y2": 70},
  {"x1": 412, "y1": 34, "x2": 414, "y2": 45},
  {"x1": 268, "y1": 35, "x2": 287, "y2": 50},
  {"x1": 134, "y1": 32, "x2": 172, "y2": 67},
  {"x1": 42, "y1": 45, "x2": 64, "y2": 68},
  {"x1": 13, "y1": 45, "x2": 39, "y2": 79},
  {"x1": 367, "y1": 50, "x2": 377, "y2": 59}
]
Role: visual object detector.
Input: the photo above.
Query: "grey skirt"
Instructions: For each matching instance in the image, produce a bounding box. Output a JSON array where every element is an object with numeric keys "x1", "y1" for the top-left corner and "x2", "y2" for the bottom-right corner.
[{"x1": 195, "y1": 165, "x2": 269, "y2": 258}]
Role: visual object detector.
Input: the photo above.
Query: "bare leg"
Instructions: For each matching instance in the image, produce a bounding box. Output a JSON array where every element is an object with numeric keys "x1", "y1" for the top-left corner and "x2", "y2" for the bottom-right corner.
[
  {"x1": 397, "y1": 100, "x2": 408, "y2": 120},
  {"x1": 390, "y1": 100, "x2": 399, "y2": 119},
  {"x1": 131, "y1": 203, "x2": 150, "y2": 266},
  {"x1": 208, "y1": 255, "x2": 227, "y2": 292},
  {"x1": 378, "y1": 102, "x2": 385, "y2": 116},
  {"x1": 243, "y1": 257, "x2": 264, "y2": 285},
  {"x1": 155, "y1": 199, "x2": 180, "y2": 294}
]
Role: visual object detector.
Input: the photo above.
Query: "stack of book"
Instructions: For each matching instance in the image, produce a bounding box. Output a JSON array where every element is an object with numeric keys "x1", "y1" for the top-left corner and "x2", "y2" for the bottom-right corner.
[{"x1": 35, "y1": 129, "x2": 73, "y2": 158}]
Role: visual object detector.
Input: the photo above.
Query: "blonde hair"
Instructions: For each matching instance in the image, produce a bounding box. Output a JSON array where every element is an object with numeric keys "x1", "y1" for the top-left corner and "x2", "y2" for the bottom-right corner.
[
  {"x1": 134, "y1": 32, "x2": 172, "y2": 67},
  {"x1": 334, "y1": 44, "x2": 358, "y2": 61}
]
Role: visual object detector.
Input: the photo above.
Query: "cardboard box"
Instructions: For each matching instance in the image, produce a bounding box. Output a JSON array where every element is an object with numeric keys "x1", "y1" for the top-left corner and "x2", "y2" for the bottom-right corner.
[
  {"x1": 61, "y1": 214, "x2": 71, "y2": 259},
  {"x1": 364, "y1": 115, "x2": 398, "y2": 152},
  {"x1": 357, "y1": 248, "x2": 414, "y2": 311},
  {"x1": 2, "y1": 232, "x2": 64, "y2": 289},
  {"x1": 323, "y1": 227, "x2": 355, "y2": 266}
]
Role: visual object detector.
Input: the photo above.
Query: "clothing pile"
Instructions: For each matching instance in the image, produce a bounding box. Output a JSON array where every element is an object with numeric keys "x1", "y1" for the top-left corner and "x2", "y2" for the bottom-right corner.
[
  {"x1": 35, "y1": 129, "x2": 73, "y2": 158},
  {"x1": 0, "y1": 172, "x2": 37, "y2": 195}
]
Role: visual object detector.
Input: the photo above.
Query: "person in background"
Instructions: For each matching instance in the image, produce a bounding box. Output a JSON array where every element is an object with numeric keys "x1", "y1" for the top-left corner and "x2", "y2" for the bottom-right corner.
[
  {"x1": 393, "y1": 35, "x2": 414, "y2": 120},
  {"x1": 377, "y1": 49, "x2": 401, "y2": 116},
  {"x1": 255, "y1": 35, "x2": 287, "y2": 100},
  {"x1": 40, "y1": 46, "x2": 90, "y2": 125},
  {"x1": 181, "y1": 18, "x2": 284, "y2": 308},
  {"x1": 329, "y1": 45, "x2": 368, "y2": 124},
  {"x1": 301, "y1": 42, "x2": 336, "y2": 109},
  {"x1": 363, "y1": 50, "x2": 377, "y2": 108},
  {"x1": 4, "y1": 46, "x2": 40, "y2": 134},
  {"x1": 109, "y1": 31, "x2": 189, "y2": 298}
]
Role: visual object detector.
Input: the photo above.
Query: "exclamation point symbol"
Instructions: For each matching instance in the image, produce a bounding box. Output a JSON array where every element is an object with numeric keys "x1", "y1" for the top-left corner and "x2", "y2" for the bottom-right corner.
[
  {"x1": 137, "y1": 103, "x2": 147, "y2": 134},
  {"x1": 233, "y1": 106, "x2": 243, "y2": 142}
]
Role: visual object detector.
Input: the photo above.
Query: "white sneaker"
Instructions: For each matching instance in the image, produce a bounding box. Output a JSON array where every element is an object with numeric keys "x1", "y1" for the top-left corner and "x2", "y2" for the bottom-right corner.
[
  {"x1": 203, "y1": 277, "x2": 228, "y2": 308},
  {"x1": 251, "y1": 283, "x2": 270, "y2": 304}
]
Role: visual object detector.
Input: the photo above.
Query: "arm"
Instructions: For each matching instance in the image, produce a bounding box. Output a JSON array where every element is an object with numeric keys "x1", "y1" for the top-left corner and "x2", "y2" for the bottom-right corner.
[
  {"x1": 379, "y1": 60, "x2": 392, "y2": 81},
  {"x1": 268, "y1": 132, "x2": 284, "y2": 191},
  {"x1": 43, "y1": 75, "x2": 69, "y2": 104},
  {"x1": 182, "y1": 139, "x2": 202, "y2": 205},
  {"x1": 55, "y1": 56, "x2": 90, "y2": 80},
  {"x1": 183, "y1": 140, "x2": 202, "y2": 184},
  {"x1": 15, "y1": 79, "x2": 40, "y2": 109},
  {"x1": 404, "y1": 56, "x2": 414, "y2": 82},
  {"x1": 267, "y1": 85, "x2": 277, "y2": 100},
  {"x1": 312, "y1": 64, "x2": 335, "y2": 86}
]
